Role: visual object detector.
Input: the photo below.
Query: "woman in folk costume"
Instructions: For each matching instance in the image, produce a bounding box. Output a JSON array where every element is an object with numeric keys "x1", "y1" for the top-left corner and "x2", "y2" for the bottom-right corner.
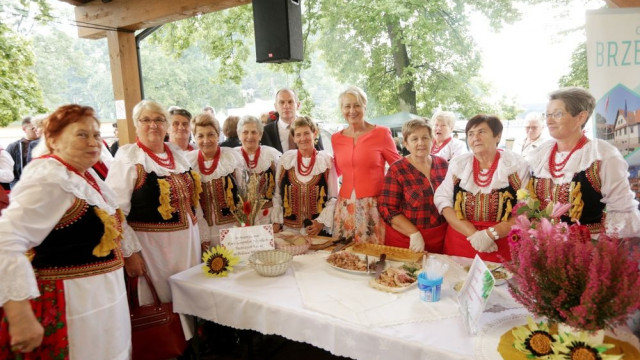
[
  {"x1": 435, "y1": 115, "x2": 530, "y2": 263},
  {"x1": 527, "y1": 87, "x2": 640, "y2": 237},
  {"x1": 187, "y1": 113, "x2": 244, "y2": 247},
  {"x1": 272, "y1": 116, "x2": 338, "y2": 236},
  {"x1": 0, "y1": 105, "x2": 130, "y2": 359},
  {"x1": 234, "y1": 115, "x2": 281, "y2": 225},
  {"x1": 106, "y1": 100, "x2": 202, "y2": 339}
]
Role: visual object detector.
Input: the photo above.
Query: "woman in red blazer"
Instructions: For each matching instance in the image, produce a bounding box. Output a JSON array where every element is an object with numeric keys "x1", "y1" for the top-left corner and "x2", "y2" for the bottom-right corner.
[{"x1": 331, "y1": 86, "x2": 401, "y2": 244}]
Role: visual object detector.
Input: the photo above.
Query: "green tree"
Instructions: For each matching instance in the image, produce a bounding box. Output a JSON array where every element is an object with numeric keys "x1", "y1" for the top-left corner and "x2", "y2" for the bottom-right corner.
[
  {"x1": 558, "y1": 42, "x2": 588, "y2": 88},
  {"x1": 0, "y1": 23, "x2": 47, "y2": 126},
  {"x1": 0, "y1": 0, "x2": 50, "y2": 126},
  {"x1": 148, "y1": 1, "x2": 532, "y2": 120}
]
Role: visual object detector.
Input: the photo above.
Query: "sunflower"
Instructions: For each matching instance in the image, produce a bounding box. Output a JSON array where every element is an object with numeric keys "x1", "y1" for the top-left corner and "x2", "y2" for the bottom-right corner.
[
  {"x1": 512, "y1": 317, "x2": 555, "y2": 358},
  {"x1": 551, "y1": 331, "x2": 622, "y2": 360},
  {"x1": 202, "y1": 245, "x2": 239, "y2": 277}
]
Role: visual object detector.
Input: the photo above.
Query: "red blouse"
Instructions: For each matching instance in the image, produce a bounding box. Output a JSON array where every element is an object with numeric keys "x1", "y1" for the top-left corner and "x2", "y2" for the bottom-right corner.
[{"x1": 331, "y1": 126, "x2": 401, "y2": 199}]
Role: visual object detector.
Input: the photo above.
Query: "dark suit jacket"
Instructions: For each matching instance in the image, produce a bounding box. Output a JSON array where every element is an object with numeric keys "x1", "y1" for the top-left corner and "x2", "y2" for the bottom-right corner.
[
  {"x1": 220, "y1": 136, "x2": 241, "y2": 148},
  {"x1": 261, "y1": 120, "x2": 324, "y2": 152}
]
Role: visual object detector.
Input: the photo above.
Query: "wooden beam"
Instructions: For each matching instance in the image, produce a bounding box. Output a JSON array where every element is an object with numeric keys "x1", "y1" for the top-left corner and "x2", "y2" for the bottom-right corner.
[
  {"x1": 74, "y1": 0, "x2": 251, "y2": 39},
  {"x1": 606, "y1": 0, "x2": 640, "y2": 7},
  {"x1": 107, "y1": 31, "x2": 141, "y2": 145}
]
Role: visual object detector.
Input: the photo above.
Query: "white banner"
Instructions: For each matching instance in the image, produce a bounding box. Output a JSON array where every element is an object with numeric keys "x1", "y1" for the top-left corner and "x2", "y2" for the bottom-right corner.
[{"x1": 586, "y1": 8, "x2": 640, "y2": 200}]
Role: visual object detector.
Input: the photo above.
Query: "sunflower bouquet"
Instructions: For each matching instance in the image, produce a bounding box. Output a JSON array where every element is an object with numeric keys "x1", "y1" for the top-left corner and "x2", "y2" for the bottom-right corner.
[
  {"x1": 231, "y1": 170, "x2": 269, "y2": 227},
  {"x1": 504, "y1": 189, "x2": 640, "y2": 332}
]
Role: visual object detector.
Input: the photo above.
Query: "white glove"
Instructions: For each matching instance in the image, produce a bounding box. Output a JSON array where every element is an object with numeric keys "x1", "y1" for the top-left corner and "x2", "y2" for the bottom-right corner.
[
  {"x1": 409, "y1": 232, "x2": 425, "y2": 252},
  {"x1": 467, "y1": 230, "x2": 498, "y2": 253}
]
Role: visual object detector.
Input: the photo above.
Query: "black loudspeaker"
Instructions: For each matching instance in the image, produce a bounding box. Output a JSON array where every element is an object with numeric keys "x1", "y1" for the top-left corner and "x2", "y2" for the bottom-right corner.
[{"x1": 252, "y1": 0, "x2": 303, "y2": 63}]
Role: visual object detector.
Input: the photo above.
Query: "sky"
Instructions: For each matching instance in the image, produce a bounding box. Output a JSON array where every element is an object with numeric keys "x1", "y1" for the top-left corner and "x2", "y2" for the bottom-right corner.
[{"x1": 470, "y1": 0, "x2": 603, "y2": 109}]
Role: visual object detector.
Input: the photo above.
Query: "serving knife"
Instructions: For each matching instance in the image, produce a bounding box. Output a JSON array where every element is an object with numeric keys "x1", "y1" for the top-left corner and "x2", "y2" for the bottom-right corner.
[
  {"x1": 374, "y1": 253, "x2": 387, "y2": 279},
  {"x1": 331, "y1": 237, "x2": 353, "y2": 253}
]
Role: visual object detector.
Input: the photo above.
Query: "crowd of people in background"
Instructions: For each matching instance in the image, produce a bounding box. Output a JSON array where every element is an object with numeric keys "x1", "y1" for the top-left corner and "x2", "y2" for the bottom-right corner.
[{"x1": 1, "y1": 85, "x2": 639, "y2": 358}]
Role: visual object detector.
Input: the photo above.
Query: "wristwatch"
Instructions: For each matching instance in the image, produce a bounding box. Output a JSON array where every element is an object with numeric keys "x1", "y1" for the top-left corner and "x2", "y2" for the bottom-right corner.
[{"x1": 487, "y1": 227, "x2": 499, "y2": 240}]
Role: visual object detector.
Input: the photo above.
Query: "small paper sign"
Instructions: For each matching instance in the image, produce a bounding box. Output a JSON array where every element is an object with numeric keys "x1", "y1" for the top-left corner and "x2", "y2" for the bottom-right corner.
[
  {"x1": 457, "y1": 255, "x2": 496, "y2": 335},
  {"x1": 220, "y1": 224, "x2": 275, "y2": 259}
]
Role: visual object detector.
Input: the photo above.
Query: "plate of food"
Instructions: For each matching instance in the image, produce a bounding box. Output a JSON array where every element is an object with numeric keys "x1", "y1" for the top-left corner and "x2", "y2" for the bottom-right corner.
[
  {"x1": 326, "y1": 251, "x2": 376, "y2": 275},
  {"x1": 369, "y1": 263, "x2": 421, "y2": 293}
]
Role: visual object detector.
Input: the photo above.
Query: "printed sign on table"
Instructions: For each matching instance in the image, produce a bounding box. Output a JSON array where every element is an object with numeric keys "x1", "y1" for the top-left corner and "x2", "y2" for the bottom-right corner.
[
  {"x1": 220, "y1": 224, "x2": 275, "y2": 260},
  {"x1": 457, "y1": 255, "x2": 495, "y2": 335}
]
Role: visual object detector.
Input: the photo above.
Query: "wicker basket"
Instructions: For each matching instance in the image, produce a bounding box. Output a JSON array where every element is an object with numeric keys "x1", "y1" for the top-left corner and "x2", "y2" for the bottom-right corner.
[
  {"x1": 275, "y1": 237, "x2": 311, "y2": 256},
  {"x1": 249, "y1": 250, "x2": 293, "y2": 277}
]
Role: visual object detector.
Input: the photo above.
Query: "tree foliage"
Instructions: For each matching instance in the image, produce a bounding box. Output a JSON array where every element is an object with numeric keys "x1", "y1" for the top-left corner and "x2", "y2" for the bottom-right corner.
[
  {"x1": 148, "y1": 0, "x2": 532, "y2": 120},
  {"x1": 0, "y1": 0, "x2": 50, "y2": 126},
  {"x1": 558, "y1": 42, "x2": 588, "y2": 88}
]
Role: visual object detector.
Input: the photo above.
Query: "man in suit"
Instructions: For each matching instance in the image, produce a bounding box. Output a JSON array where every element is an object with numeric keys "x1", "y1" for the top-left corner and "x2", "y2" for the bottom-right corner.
[{"x1": 261, "y1": 88, "x2": 323, "y2": 152}]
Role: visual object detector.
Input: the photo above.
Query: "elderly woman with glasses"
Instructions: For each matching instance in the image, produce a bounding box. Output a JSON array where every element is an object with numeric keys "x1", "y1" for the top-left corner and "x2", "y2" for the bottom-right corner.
[
  {"x1": 430, "y1": 110, "x2": 468, "y2": 161},
  {"x1": 434, "y1": 115, "x2": 530, "y2": 262},
  {"x1": 272, "y1": 116, "x2": 338, "y2": 236},
  {"x1": 378, "y1": 119, "x2": 449, "y2": 253},
  {"x1": 168, "y1": 107, "x2": 195, "y2": 151},
  {"x1": 187, "y1": 113, "x2": 244, "y2": 247},
  {"x1": 106, "y1": 100, "x2": 201, "y2": 338},
  {"x1": 234, "y1": 115, "x2": 281, "y2": 225},
  {"x1": 527, "y1": 87, "x2": 640, "y2": 237},
  {"x1": 0, "y1": 105, "x2": 130, "y2": 358}
]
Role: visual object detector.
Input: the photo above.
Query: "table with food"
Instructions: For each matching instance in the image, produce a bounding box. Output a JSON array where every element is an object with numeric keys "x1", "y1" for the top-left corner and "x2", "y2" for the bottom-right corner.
[{"x1": 169, "y1": 233, "x2": 640, "y2": 360}]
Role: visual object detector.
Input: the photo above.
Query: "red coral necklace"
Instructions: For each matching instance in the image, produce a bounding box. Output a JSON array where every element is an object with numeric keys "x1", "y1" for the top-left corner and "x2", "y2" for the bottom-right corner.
[
  {"x1": 431, "y1": 137, "x2": 452, "y2": 154},
  {"x1": 242, "y1": 147, "x2": 260, "y2": 169},
  {"x1": 136, "y1": 139, "x2": 175, "y2": 169},
  {"x1": 198, "y1": 148, "x2": 221, "y2": 175},
  {"x1": 549, "y1": 135, "x2": 588, "y2": 178},
  {"x1": 297, "y1": 149, "x2": 317, "y2": 176},
  {"x1": 48, "y1": 154, "x2": 102, "y2": 196},
  {"x1": 473, "y1": 151, "x2": 500, "y2": 187}
]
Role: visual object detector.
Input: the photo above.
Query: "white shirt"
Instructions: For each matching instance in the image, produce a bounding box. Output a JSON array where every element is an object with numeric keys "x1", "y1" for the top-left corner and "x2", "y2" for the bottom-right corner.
[{"x1": 278, "y1": 119, "x2": 294, "y2": 152}]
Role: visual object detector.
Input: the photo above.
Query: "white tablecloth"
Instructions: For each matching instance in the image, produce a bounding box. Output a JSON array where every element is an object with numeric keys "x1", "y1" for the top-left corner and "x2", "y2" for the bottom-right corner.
[{"x1": 168, "y1": 252, "x2": 637, "y2": 360}]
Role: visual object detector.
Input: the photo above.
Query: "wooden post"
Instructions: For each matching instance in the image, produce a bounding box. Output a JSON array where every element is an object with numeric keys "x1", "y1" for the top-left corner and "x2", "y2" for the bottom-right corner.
[{"x1": 107, "y1": 31, "x2": 141, "y2": 145}]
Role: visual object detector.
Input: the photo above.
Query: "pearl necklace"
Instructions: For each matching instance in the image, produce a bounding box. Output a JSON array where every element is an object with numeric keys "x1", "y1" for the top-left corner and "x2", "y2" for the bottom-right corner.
[
  {"x1": 297, "y1": 149, "x2": 317, "y2": 176},
  {"x1": 136, "y1": 139, "x2": 175, "y2": 169},
  {"x1": 473, "y1": 151, "x2": 500, "y2": 187}
]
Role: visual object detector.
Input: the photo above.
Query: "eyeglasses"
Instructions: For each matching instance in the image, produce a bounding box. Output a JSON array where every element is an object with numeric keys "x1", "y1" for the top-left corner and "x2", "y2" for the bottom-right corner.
[
  {"x1": 524, "y1": 126, "x2": 539, "y2": 130},
  {"x1": 544, "y1": 111, "x2": 565, "y2": 120},
  {"x1": 170, "y1": 109, "x2": 192, "y2": 119},
  {"x1": 138, "y1": 117, "x2": 167, "y2": 125}
]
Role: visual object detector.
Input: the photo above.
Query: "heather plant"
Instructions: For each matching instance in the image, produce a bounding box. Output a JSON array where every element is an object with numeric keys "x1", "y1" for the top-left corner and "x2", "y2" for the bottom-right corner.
[{"x1": 504, "y1": 191, "x2": 640, "y2": 331}]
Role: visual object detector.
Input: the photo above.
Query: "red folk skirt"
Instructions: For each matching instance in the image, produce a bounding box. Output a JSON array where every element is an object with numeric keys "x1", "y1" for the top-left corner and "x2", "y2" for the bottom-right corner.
[
  {"x1": 384, "y1": 223, "x2": 448, "y2": 254},
  {"x1": 443, "y1": 220, "x2": 511, "y2": 263}
]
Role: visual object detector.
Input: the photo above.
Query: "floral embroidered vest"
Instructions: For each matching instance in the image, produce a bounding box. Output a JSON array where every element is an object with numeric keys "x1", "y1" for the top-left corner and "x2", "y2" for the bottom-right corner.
[
  {"x1": 278, "y1": 168, "x2": 329, "y2": 229},
  {"x1": 452, "y1": 174, "x2": 521, "y2": 223},
  {"x1": 127, "y1": 164, "x2": 200, "y2": 232},
  {"x1": 30, "y1": 198, "x2": 124, "y2": 280},
  {"x1": 200, "y1": 174, "x2": 239, "y2": 227},
  {"x1": 529, "y1": 160, "x2": 604, "y2": 234}
]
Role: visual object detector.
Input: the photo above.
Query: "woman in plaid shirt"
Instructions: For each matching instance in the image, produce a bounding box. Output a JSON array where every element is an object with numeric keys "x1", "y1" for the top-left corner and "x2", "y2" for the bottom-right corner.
[{"x1": 378, "y1": 119, "x2": 449, "y2": 253}]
